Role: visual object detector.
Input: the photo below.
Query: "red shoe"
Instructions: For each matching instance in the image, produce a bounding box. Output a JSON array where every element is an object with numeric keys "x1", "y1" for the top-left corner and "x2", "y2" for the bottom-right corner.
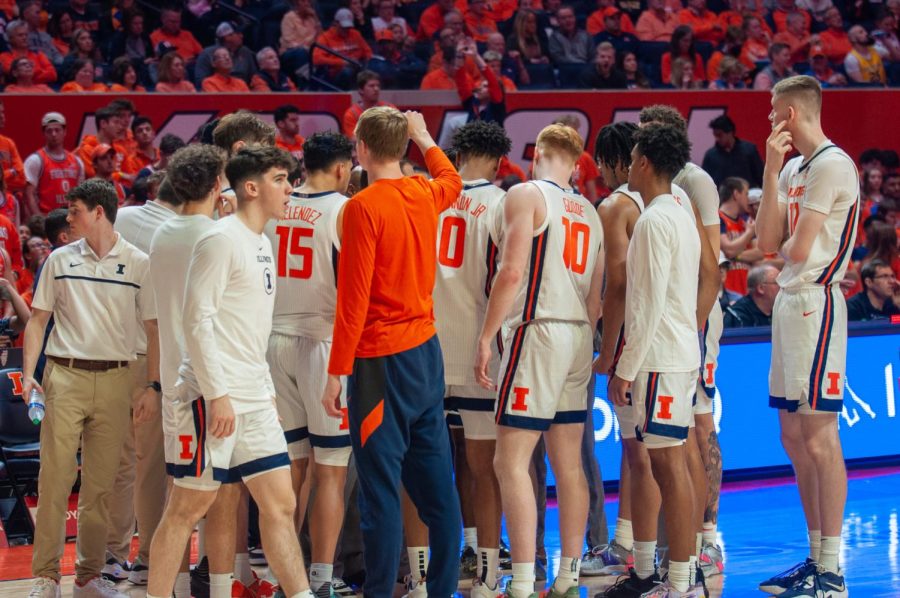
[
  {"x1": 249, "y1": 572, "x2": 280, "y2": 598},
  {"x1": 232, "y1": 580, "x2": 255, "y2": 598}
]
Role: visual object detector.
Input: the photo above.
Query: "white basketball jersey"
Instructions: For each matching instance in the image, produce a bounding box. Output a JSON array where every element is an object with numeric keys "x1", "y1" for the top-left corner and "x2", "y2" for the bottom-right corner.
[
  {"x1": 617, "y1": 183, "x2": 695, "y2": 220},
  {"x1": 265, "y1": 190, "x2": 349, "y2": 340},
  {"x1": 615, "y1": 184, "x2": 644, "y2": 213},
  {"x1": 776, "y1": 142, "x2": 860, "y2": 290},
  {"x1": 434, "y1": 179, "x2": 505, "y2": 385},
  {"x1": 500, "y1": 180, "x2": 602, "y2": 330}
]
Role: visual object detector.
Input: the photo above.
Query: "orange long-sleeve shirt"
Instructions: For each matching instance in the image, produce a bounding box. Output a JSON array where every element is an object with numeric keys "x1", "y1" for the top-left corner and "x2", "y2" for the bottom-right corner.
[
  {"x1": 313, "y1": 27, "x2": 373, "y2": 68},
  {"x1": 0, "y1": 49, "x2": 57, "y2": 84},
  {"x1": 0, "y1": 135, "x2": 26, "y2": 193},
  {"x1": 328, "y1": 146, "x2": 463, "y2": 375},
  {"x1": 677, "y1": 8, "x2": 724, "y2": 44},
  {"x1": 201, "y1": 73, "x2": 251, "y2": 92}
]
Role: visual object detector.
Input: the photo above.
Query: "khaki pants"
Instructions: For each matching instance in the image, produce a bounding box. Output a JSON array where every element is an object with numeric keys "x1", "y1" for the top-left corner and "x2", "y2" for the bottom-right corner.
[
  {"x1": 32, "y1": 360, "x2": 132, "y2": 583},
  {"x1": 105, "y1": 356, "x2": 167, "y2": 565}
]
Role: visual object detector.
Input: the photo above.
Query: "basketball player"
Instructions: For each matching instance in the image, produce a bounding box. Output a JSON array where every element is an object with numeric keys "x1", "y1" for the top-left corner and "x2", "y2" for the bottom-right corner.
[
  {"x1": 433, "y1": 121, "x2": 510, "y2": 597},
  {"x1": 756, "y1": 75, "x2": 855, "y2": 598},
  {"x1": 322, "y1": 108, "x2": 463, "y2": 598},
  {"x1": 638, "y1": 106, "x2": 724, "y2": 579},
  {"x1": 475, "y1": 124, "x2": 604, "y2": 598},
  {"x1": 264, "y1": 131, "x2": 354, "y2": 598},
  {"x1": 147, "y1": 145, "x2": 235, "y2": 598},
  {"x1": 608, "y1": 123, "x2": 701, "y2": 598},
  {"x1": 146, "y1": 146, "x2": 313, "y2": 598}
]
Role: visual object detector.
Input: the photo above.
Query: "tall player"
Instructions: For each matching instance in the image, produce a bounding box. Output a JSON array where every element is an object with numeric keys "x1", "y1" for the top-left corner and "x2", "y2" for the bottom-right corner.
[
  {"x1": 265, "y1": 132, "x2": 354, "y2": 598},
  {"x1": 148, "y1": 145, "x2": 230, "y2": 598},
  {"x1": 638, "y1": 106, "x2": 723, "y2": 579},
  {"x1": 475, "y1": 124, "x2": 604, "y2": 598},
  {"x1": 756, "y1": 75, "x2": 855, "y2": 598},
  {"x1": 608, "y1": 123, "x2": 701, "y2": 598},
  {"x1": 147, "y1": 146, "x2": 313, "y2": 598},
  {"x1": 434, "y1": 121, "x2": 510, "y2": 597}
]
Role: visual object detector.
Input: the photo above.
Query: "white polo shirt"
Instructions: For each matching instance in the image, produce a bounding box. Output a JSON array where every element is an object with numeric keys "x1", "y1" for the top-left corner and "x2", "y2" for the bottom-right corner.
[{"x1": 32, "y1": 234, "x2": 156, "y2": 361}]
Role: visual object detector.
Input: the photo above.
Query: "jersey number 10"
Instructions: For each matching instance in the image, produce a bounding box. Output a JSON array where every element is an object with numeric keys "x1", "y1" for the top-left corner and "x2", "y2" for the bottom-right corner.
[
  {"x1": 275, "y1": 225, "x2": 314, "y2": 279},
  {"x1": 562, "y1": 217, "x2": 590, "y2": 274}
]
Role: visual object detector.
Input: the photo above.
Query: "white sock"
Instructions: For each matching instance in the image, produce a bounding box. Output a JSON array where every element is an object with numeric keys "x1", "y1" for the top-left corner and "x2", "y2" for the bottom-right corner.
[
  {"x1": 309, "y1": 563, "x2": 333, "y2": 592},
  {"x1": 463, "y1": 527, "x2": 478, "y2": 550},
  {"x1": 234, "y1": 553, "x2": 253, "y2": 586},
  {"x1": 809, "y1": 529, "x2": 822, "y2": 562},
  {"x1": 289, "y1": 592, "x2": 315, "y2": 598},
  {"x1": 553, "y1": 556, "x2": 580, "y2": 592},
  {"x1": 695, "y1": 532, "x2": 703, "y2": 557},
  {"x1": 701, "y1": 522, "x2": 717, "y2": 546},
  {"x1": 407, "y1": 546, "x2": 429, "y2": 581},
  {"x1": 478, "y1": 547, "x2": 499, "y2": 587},
  {"x1": 210, "y1": 573, "x2": 232, "y2": 598},
  {"x1": 819, "y1": 536, "x2": 840, "y2": 573},
  {"x1": 197, "y1": 519, "x2": 207, "y2": 560},
  {"x1": 174, "y1": 572, "x2": 191, "y2": 598},
  {"x1": 633, "y1": 541, "x2": 657, "y2": 580},
  {"x1": 614, "y1": 518, "x2": 634, "y2": 551},
  {"x1": 668, "y1": 560, "x2": 690, "y2": 592},
  {"x1": 510, "y1": 562, "x2": 536, "y2": 594}
]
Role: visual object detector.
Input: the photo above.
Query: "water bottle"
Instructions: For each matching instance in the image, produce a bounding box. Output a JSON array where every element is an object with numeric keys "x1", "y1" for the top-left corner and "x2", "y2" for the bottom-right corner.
[{"x1": 28, "y1": 388, "x2": 45, "y2": 425}]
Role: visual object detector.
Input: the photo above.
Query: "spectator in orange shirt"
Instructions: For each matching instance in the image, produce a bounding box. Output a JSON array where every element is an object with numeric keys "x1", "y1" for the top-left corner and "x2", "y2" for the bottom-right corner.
[
  {"x1": 819, "y1": 7, "x2": 851, "y2": 63},
  {"x1": 344, "y1": 71, "x2": 396, "y2": 139},
  {"x1": 636, "y1": 0, "x2": 679, "y2": 41},
  {"x1": 773, "y1": 12, "x2": 813, "y2": 65},
  {"x1": 772, "y1": 0, "x2": 811, "y2": 33},
  {"x1": 155, "y1": 51, "x2": 196, "y2": 92},
  {"x1": 417, "y1": 0, "x2": 457, "y2": 40},
  {"x1": 91, "y1": 144, "x2": 128, "y2": 204},
  {"x1": 678, "y1": 0, "x2": 724, "y2": 44},
  {"x1": 740, "y1": 15, "x2": 772, "y2": 64},
  {"x1": 0, "y1": 102, "x2": 26, "y2": 195},
  {"x1": 806, "y1": 45, "x2": 847, "y2": 87},
  {"x1": 201, "y1": 47, "x2": 251, "y2": 92},
  {"x1": 48, "y1": 11, "x2": 75, "y2": 58},
  {"x1": 465, "y1": 0, "x2": 499, "y2": 42},
  {"x1": 59, "y1": 58, "x2": 108, "y2": 92},
  {"x1": 427, "y1": 25, "x2": 482, "y2": 79},
  {"x1": 77, "y1": 106, "x2": 127, "y2": 178},
  {"x1": 588, "y1": 0, "x2": 636, "y2": 35},
  {"x1": 553, "y1": 114, "x2": 599, "y2": 202},
  {"x1": 661, "y1": 25, "x2": 706, "y2": 83},
  {"x1": 313, "y1": 8, "x2": 373, "y2": 89},
  {"x1": 0, "y1": 20, "x2": 57, "y2": 84},
  {"x1": 123, "y1": 117, "x2": 159, "y2": 176},
  {"x1": 273, "y1": 104, "x2": 305, "y2": 163},
  {"x1": 421, "y1": 46, "x2": 472, "y2": 89},
  {"x1": 108, "y1": 56, "x2": 147, "y2": 92},
  {"x1": 717, "y1": 0, "x2": 771, "y2": 33},
  {"x1": 150, "y1": 6, "x2": 203, "y2": 62},
  {"x1": 251, "y1": 47, "x2": 298, "y2": 92},
  {"x1": 706, "y1": 26, "x2": 754, "y2": 79},
  {"x1": 3, "y1": 58, "x2": 55, "y2": 93}
]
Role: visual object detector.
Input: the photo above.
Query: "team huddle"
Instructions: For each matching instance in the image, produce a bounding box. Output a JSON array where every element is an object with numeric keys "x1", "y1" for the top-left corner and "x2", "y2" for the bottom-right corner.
[{"x1": 21, "y1": 74, "x2": 855, "y2": 598}]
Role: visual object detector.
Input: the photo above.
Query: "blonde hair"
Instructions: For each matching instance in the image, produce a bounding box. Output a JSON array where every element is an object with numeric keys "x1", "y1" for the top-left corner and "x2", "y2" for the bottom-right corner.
[
  {"x1": 356, "y1": 106, "x2": 409, "y2": 161},
  {"x1": 772, "y1": 75, "x2": 822, "y2": 114},
  {"x1": 536, "y1": 124, "x2": 583, "y2": 164}
]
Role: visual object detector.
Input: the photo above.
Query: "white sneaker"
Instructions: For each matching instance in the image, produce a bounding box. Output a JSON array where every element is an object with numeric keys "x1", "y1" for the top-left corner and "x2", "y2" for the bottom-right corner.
[
  {"x1": 28, "y1": 578, "x2": 61, "y2": 598},
  {"x1": 72, "y1": 577, "x2": 130, "y2": 598},
  {"x1": 470, "y1": 578, "x2": 502, "y2": 598},
  {"x1": 127, "y1": 556, "x2": 148, "y2": 585},
  {"x1": 401, "y1": 575, "x2": 427, "y2": 598},
  {"x1": 100, "y1": 553, "x2": 129, "y2": 582}
]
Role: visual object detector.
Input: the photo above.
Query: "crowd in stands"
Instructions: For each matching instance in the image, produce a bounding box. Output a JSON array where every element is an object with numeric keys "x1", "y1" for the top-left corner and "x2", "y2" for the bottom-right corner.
[{"x1": 1, "y1": 0, "x2": 900, "y2": 93}]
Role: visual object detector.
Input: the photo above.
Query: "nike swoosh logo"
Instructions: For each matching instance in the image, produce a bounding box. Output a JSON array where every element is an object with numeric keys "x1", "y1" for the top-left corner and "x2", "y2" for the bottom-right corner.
[
  {"x1": 69, "y1": 262, "x2": 83, "y2": 267},
  {"x1": 803, "y1": 311, "x2": 815, "y2": 317}
]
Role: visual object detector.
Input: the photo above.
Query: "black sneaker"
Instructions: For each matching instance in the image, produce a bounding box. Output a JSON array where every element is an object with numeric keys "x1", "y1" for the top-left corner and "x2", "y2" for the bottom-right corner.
[
  {"x1": 596, "y1": 568, "x2": 661, "y2": 598},
  {"x1": 459, "y1": 546, "x2": 477, "y2": 580},
  {"x1": 780, "y1": 567, "x2": 848, "y2": 598},
  {"x1": 758, "y1": 559, "x2": 817, "y2": 596},
  {"x1": 248, "y1": 546, "x2": 267, "y2": 567},
  {"x1": 499, "y1": 541, "x2": 512, "y2": 571},
  {"x1": 190, "y1": 556, "x2": 210, "y2": 598}
]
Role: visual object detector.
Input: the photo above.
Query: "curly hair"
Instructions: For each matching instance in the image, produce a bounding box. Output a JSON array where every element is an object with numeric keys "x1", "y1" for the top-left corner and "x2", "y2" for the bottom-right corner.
[
  {"x1": 638, "y1": 104, "x2": 687, "y2": 134},
  {"x1": 633, "y1": 123, "x2": 691, "y2": 180},
  {"x1": 451, "y1": 121, "x2": 512, "y2": 161},
  {"x1": 594, "y1": 121, "x2": 637, "y2": 171},
  {"x1": 166, "y1": 144, "x2": 226, "y2": 205},
  {"x1": 302, "y1": 132, "x2": 354, "y2": 173},
  {"x1": 213, "y1": 110, "x2": 276, "y2": 155}
]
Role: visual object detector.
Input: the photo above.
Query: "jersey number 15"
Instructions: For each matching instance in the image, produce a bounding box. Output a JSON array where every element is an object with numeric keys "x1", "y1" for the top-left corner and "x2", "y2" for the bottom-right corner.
[{"x1": 275, "y1": 225, "x2": 314, "y2": 279}]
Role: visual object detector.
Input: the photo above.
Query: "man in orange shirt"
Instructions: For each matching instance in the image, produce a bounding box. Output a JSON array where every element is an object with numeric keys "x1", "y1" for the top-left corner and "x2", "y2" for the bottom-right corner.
[
  {"x1": 274, "y1": 104, "x2": 305, "y2": 163},
  {"x1": 678, "y1": 0, "x2": 724, "y2": 44},
  {"x1": 636, "y1": 0, "x2": 679, "y2": 41},
  {"x1": 0, "y1": 102, "x2": 26, "y2": 195},
  {"x1": 774, "y1": 12, "x2": 812, "y2": 65},
  {"x1": 91, "y1": 144, "x2": 127, "y2": 204},
  {"x1": 819, "y1": 7, "x2": 851, "y2": 63},
  {"x1": 587, "y1": 0, "x2": 636, "y2": 35},
  {"x1": 76, "y1": 105, "x2": 128, "y2": 179},
  {"x1": 0, "y1": 20, "x2": 57, "y2": 84},
  {"x1": 201, "y1": 47, "x2": 251, "y2": 92},
  {"x1": 150, "y1": 6, "x2": 203, "y2": 62},
  {"x1": 343, "y1": 71, "x2": 396, "y2": 139},
  {"x1": 321, "y1": 107, "x2": 463, "y2": 598},
  {"x1": 465, "y1": 0, "x2": 498, "y2": 42},
  {"x1": 771, "y1": 0, "x2": 811, "y2": 33},
  {"x1": 421, "y1": 46, "x2": 474, "y2": 89},
  {"x1": 313, "y1": 8, "x2": 373, "y2": 89},
  {"x1": 417, "y1": 0, "x2": 456, "y2": 40},
  {"x1": 123, "y1": 117, "x2": 159, "y2": 176}
]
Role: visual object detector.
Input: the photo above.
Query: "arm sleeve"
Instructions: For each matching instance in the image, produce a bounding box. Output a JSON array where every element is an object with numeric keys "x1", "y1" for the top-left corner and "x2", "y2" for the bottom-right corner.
[
  {"x1": 328, "y1": 200, "x2": 377, "y2": 375},
  {"x1": 614, "y1": 217, "x2": 674, "y2": 381},
  {"x1": 425, "y1": 147, "x2": 464, "y2": 212},
  {"x1": 483, "y1": 64, "x2": 504, "y2": 103},
  {"x1": 181, "y1": 232, "x2": 232, "y2": 400},
  {"x1": 31, "y1": 253, "x2": 56, "y2": 312},
  {"x1": 456, "y1": 67, "x2": 474, "y2": 101}
]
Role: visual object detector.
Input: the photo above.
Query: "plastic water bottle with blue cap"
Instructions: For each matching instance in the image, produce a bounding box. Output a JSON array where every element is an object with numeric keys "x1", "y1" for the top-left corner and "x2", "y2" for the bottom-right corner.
[{"x1": 28, "y1": 388, "x2": 45, "y2": 425}]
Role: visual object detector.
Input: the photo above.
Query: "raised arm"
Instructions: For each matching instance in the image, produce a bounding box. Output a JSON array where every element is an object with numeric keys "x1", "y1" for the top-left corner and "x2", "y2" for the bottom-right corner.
[
  {"x1": 406, "y1": 111, "x2": 463, "y2": 212},
  {"x1": 757, "y1": 121, "x2": 792, "y2": 254}
]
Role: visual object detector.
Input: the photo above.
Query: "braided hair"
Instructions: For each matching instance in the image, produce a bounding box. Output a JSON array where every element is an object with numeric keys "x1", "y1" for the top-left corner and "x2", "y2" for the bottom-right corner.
[{"x1": 594, "y1": 121, "x2": 638, "y2": 171}]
